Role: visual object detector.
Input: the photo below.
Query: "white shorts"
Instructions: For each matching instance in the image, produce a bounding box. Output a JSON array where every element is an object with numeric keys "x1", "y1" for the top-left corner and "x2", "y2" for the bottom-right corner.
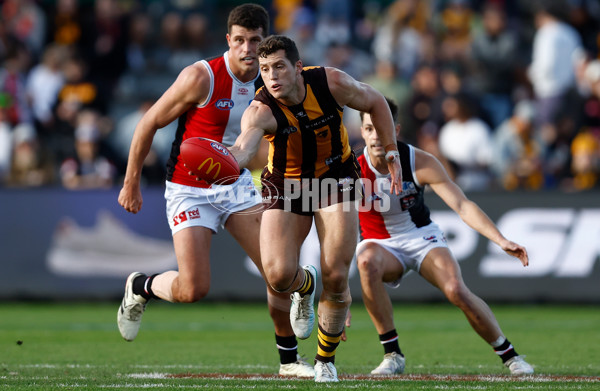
[
  {"x1": 356, "y1": 223, "x2": 448, "y2": 288},
  {"x1": 165, "y1": 168, "x2": 262, "y2": 235}
]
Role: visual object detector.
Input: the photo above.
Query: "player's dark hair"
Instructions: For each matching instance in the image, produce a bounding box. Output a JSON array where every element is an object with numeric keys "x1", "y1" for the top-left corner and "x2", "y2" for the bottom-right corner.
[
  {"x1": 227, "y1": 3, "x2": 269, "y2": 36},
  {"x1": 257, "y1": 35, "x2": 300, "y2": 65},
  {"x1": 360, "y1": 97, "x2": 399, "y2": 124}
]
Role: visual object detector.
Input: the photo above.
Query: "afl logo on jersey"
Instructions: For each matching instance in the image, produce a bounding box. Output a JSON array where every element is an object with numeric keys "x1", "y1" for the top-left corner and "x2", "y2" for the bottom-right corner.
[
  {"x1": 210, "y1": 142, "x2": 230, "y2": 156},
  {"x1": 215, "y1": 99, "x2": 234, "y2": 110}
]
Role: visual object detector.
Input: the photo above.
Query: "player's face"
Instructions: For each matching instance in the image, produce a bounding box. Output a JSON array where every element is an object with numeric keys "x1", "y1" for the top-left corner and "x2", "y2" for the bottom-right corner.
[
  {"x1": 361, "y1": 113, "x2": 385, "y2": 158},
  {"x1": 259, "y1": 50, "x2": 302, "y2": 104},
  {"x1": 226, "y1": 25, "x2": 264, "y2": 76}
]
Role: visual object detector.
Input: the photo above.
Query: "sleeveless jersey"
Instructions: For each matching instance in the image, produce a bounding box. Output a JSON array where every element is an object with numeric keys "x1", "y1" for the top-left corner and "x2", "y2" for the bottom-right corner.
[
  {"x1": 166, "y1": 52, "x2": 262, "y2": 188},
  {"x1": 255, "y1": 66, "x2": 352, "y2": 179},
  {"x1": 358, "y1": 142, "x2": 432, "y2": 239}
]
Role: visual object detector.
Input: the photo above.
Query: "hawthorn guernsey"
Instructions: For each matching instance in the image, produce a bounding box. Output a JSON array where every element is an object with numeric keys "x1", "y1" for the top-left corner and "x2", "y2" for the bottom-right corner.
[{"x1": 166, "y1": 53, "x2": 263, "y2": 188}]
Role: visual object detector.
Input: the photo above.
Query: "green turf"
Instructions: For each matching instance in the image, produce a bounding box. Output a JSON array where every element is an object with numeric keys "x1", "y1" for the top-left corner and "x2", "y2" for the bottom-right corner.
[{"x1": 1, "y1": 301, "x2": 598, "y2": 390}]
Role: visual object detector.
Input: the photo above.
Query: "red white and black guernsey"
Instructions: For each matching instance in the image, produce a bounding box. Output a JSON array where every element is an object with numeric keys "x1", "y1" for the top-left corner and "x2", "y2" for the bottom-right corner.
[
  {"x1": 166, "y1": 52, "x2": 263, "y2": 188},
  {"x1": 358, "y1": 141, "x2": 432, "y2": 239}
]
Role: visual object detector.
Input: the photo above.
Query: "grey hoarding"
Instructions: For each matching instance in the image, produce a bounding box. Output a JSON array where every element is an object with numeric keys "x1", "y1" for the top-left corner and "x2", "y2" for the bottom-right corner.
[{"x1": 0, "y1": 188, "x2": 598, "y2": 302}]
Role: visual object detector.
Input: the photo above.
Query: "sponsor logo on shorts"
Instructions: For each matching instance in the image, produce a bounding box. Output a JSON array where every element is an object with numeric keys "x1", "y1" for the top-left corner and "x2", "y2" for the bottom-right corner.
[{"x1": 173, "y1": 208, "x2": 201, "y2": 226}]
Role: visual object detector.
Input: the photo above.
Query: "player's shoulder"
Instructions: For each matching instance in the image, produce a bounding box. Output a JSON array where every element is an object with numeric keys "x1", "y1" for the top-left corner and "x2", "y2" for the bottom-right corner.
[
  {"x1": 177, "y1": 59, "x2": 214, "y2": 83},
  {"x1": 244, "y1": 99, "x2": 277, "y2": 133}
]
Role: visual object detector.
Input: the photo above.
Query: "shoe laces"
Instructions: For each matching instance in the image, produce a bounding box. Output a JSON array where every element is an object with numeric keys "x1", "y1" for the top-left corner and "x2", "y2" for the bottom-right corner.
[
  {"x1": 291, "y1": 293, "x2": 311, "y2": 319},
  {"x1": 125, "y1": 302, "x2": 145, "y2": 321},
  {"x1": 318, "y1": 362, "x2": 335, "y2": 378}
]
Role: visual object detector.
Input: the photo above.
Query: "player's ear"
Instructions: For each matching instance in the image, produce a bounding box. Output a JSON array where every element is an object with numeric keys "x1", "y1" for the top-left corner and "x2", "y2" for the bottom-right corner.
[{"x1": 295, "y1": 60, "x2": 303, "y2": 74}]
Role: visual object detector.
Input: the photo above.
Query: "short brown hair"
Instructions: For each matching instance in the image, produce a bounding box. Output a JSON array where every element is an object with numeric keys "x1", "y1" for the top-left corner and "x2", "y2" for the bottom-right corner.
[
  {"x1": 227, "y1": 3, "x2": 269, "y2": 36},
  {"x1": 257, "y1": 35, "x2": 299, "y2": 64}
]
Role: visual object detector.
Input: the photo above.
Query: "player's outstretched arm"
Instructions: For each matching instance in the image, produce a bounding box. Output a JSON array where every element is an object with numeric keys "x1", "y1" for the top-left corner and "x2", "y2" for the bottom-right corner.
[
  {"x1": 230, "y1": 101, "x2": 277, "y2": 168},
  {"x1": 417, "y1": 148, "x2": 529, "y2": 267},
  {"x1": 118, "y1": 64, "x2": 209, "y2": 214},
  {"x1": 325, "y1": 67, "x2": 402, "y2": 193}
]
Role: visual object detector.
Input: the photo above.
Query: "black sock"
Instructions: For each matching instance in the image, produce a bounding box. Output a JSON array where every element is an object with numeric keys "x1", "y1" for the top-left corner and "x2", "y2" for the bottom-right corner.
[
  {"x1": 132, "y1": 274, "x2": 158, "y2": 300},
  {"x1": 379, "y1": 329, "x2": 403, "y2": 356},
  {"x1": 494, "y1": 338, "x2": 518, "y2": 363},
  {"x1": 296, "y1": 269, "x2": 314, "y2": 297},
  {"x1": 276, "y1": 334, "x2": 298, "y2": 364}
]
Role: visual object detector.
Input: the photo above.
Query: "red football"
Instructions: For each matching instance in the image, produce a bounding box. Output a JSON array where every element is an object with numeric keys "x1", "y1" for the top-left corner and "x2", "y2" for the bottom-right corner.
[{"x1": 180, "y1": 137, "x2": 240, "y2": 184}]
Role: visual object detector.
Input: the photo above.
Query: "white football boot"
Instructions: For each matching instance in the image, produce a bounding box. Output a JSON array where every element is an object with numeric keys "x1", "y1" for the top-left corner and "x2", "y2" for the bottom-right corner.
[
  {"x1": 117, "y1": 272, "x2": 148, "y2": 341},
  {"x1": 290, "y1": 265, "x2": 317, "y2": 339},
  {"x1": 370, "y1": 352, "x2": 406, "y2": 375},
  {"x1": 314, "y1": 360, "x2": 338, "y2": 382},
  {"x1": 279, "y1": 355, "x2": 315, "y2": 378},
  {"x1": 505, "y1": 356, "x2": 534, "y2": 375}
]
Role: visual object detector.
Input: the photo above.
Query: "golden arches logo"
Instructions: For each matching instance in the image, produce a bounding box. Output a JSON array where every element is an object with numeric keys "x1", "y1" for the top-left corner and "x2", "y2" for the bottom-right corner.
[{"x1": 197, "y1": 157, "x2": 221, "y2": 180}]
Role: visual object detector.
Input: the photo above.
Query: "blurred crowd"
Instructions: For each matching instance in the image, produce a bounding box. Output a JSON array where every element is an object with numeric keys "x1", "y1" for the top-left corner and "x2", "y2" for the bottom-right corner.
[{"x1": 1, "y1": 0, "x2": 600, "y2": 192}]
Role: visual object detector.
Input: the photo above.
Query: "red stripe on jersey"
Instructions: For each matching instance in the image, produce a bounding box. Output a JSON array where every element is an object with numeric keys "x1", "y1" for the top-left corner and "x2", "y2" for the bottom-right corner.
[
  {"x1": 169, "y1": 55, "x2": 236, "y2": 188},
  {"x1": 184, "y1": 56, "x2": 233, "y2": 143},
  {"x1": 358, "y1": 154, "x2": 390, "y2": 239}
]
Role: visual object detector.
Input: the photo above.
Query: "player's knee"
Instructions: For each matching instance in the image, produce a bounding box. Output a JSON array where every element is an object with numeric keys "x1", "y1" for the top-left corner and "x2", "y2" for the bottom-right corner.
[
  {"x1": 321, "y1": 268, "x2": 349, "y2": 293},
  {"x1": 267, "y1": 271, "x2": 296, "y2": 293},
  {"x1": 443, "y1": 280, "x2": 469, "y2": 306},
  {"x1": 357, "y1": 251, "x2": 382, "y2": 279}
]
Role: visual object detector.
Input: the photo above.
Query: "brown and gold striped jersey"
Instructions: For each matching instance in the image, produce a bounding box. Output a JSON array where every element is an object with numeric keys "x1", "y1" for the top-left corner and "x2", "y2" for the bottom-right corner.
[{"x1": 255, "y1": 66, "x2": 352, "y2": 179}]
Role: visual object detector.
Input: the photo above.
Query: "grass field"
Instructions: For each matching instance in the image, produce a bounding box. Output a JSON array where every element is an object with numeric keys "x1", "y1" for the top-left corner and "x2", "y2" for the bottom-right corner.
[{"x1": 1, "y1": 301, "x2": 598, "y2": 390}]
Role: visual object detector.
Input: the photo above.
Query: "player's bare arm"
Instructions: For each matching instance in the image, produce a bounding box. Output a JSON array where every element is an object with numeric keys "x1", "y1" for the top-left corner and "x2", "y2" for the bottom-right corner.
[
  {"x1": 416, "y1": 148, "x2": 529, "y2": 267},
  {"x1": 118, "y1": 64, "x2": 210, "y2": 214},
  {"x1": 230, "y1": 101, "x2": 277, "y2": 168},
  {"x1": 325, "y1": 67, "x2": 402, "y2": 194}
]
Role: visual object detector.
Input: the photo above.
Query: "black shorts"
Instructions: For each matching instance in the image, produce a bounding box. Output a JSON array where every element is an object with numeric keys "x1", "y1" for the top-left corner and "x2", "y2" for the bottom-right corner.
[{"x1": 261, "y1": 155, "x2": 362, "y2": 216}]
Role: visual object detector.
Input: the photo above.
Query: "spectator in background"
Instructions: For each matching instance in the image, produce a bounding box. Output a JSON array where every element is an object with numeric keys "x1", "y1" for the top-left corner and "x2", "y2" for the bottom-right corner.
[
  {"x1": 491, "y1": 100, "x2": 544, "y2": 190},
  {"x1": 470, "y1": 2, "x2": 519, "y2": 128},
  {"x1": 0, "y1": 108, "x2": 13, "y2": 180},
  {"x1": 438, "y1": 92, "x2": 494, "y2": 191},
  {"x1": 362, "y1": 60, "x2": 411, "y2": 131},
  {"x1": 25, "y1": 43, "x2": 68, "y2": 135},
  {"x1": 151, "y1": 11, "x2": 185, "y2": 76},
  {"x1": 528, "y1": 0, "x2": 584, "y2": 131},
  {"x1": 123, "y1": 11, "x2": 153, "y2": 74},
  {"x1": 59, "y1": 109, "x2": 115, "y2": 189},
  {"x1": 313, "y1": 0, "x2": 352, "y2": 48},
  {"x1": 324, "y1": 42, "x2": 372, "y2": 81},
  {"x1": 403, "y1": 63, "x2": 445, "y2": 150},
  {"x1": 45, "y1": 0, "x2": 83, "y2": 48},
  {"x1": 371, "y1": 0, "x2": 425, "y2": 82},
  {"x1": 436, "y1": 0, "x2": 473, "y2": 65},
  {"x1": 5, "y1": 122, "x2": 55, "y2": 187},
  {"x1": 108, "y1": 99, "x2": 174, "y2": 185},
  {"x1": 168, "y1": 12, "x2": 209, "y2": 73},
  {"x1": 580, "y1": 59, "x2": 600, "y2": 132},
  {"x1": 51, "y1": 55, "x2": 105, "y2": 162},
  {"x1": 565, "y1": 131, "x2": 600, "y2": 190},
  {"x1": 80, "y1": 0, "x2": 128, "y2": 93},
  {"x1": 0, "y1": 41, "x2": 33, "y2": 128},
  {"x1": 281, "y1": 5, "x2": 324, "y2": 67},
  {"x1": 1, "y1": 0, "x2": 46, "y2": 57}
]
